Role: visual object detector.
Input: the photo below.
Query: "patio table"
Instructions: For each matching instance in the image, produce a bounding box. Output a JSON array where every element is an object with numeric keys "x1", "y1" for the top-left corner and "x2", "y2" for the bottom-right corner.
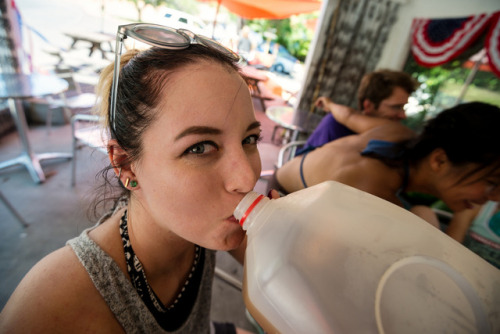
[
  {"x1": 265, "y1": 105, "x2": 308, "y2": 144},
  {"x1": 0, "y1": 73, "x2": 71, "y2": 183}
]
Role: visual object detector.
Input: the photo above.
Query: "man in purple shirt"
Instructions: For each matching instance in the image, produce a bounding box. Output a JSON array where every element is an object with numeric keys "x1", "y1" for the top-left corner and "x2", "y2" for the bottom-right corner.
[{"x1": 297, "y1": 69, "x2": 418, "y2": 155}]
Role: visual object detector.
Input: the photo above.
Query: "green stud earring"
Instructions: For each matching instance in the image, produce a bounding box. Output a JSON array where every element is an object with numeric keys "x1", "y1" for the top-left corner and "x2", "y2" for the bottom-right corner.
[{"x1": 130, "y1": 180, "x2": 138, "y2": 187}]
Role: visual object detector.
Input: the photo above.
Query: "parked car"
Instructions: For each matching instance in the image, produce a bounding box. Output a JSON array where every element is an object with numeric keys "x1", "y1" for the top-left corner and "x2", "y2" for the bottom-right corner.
[
  {"x1": 252, "y1": 41, "x2": 299, "y2": 75},
  {"x1": 160, "y1": 8, "x2": 211, "y2": 37}
]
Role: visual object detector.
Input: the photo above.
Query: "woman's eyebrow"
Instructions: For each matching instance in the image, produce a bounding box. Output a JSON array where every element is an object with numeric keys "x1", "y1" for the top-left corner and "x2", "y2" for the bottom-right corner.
[
  {"x1": 175, "y1": 126, "x2": 221, "y2": 141},
  {"x1": 175, "y1": 121, "x2": 261, "y2": 141},
  {"x1": 248, "y1": 121, "x2": 261, "y2": 131}
]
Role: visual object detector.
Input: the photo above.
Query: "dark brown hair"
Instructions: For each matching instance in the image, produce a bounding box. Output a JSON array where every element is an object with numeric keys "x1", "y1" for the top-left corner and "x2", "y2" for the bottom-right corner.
[
  {"x1": 357, "y1": 69, "x2": 418, "y2": 109},
  {"x1": 406, "y1": 102, "x2": 500, "y2": 176}
]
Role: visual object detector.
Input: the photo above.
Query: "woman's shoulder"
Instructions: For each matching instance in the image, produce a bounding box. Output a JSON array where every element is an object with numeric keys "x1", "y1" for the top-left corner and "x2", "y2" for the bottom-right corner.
[
  {"x1": 6, "y1": 246, "x2": 89, "y2": 306},
  {"x1": 361, "y1": 122, "x2": 416, "y2": 142},
  {"x1": 335, "y1": 156, "x2": 402, "y2": 200},
  {"x1": 0, "y1": 246, "x2": 121, "y2": 333}
]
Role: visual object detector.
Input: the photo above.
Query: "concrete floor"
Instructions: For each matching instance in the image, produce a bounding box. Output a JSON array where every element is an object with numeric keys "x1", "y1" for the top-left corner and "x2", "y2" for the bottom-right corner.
[{"x1": 0, "y1": 99, "x2": 283, "y2": 332}]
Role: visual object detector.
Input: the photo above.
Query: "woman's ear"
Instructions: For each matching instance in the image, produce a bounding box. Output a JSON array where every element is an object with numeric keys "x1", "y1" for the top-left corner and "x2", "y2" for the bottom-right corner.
[
  {"x1": 108, "y1": 139, "x2": 136, "y2": 188},
  {"x1": 108, "y1": 139, "x2": 125, "y2": 175},
  {"x1": 362, "y1": 99, "x2": 375, "y2": 115},
  {"x1": 429, "y1": 148, "x2": 449, "y2": 173}
]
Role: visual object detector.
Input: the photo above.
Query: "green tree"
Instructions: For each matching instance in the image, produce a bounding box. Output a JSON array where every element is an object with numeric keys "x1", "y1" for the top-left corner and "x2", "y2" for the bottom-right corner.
[
  {"x1": 247, "y1": 13, "x2": 317, "y2": 62},
  {"x1": 401, "y1": 34, "x2": 500, "y2": 131}
]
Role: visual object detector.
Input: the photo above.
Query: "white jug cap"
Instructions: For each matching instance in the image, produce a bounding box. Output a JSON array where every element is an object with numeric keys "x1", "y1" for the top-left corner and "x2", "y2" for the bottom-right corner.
[{"x1": 234, "y1": 191, "x2": 266, "y2": 229}]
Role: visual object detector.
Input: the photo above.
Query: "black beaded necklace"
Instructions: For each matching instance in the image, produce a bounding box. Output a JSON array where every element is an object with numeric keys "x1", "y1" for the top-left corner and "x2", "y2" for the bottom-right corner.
[{"x1": 119, "y1": 210, "x2": 204, "y2": 330}]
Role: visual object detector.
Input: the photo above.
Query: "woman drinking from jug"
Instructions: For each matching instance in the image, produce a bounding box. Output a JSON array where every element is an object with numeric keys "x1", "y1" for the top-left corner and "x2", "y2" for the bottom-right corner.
[{"x1": 0, "y1": 23, "x2": 262, "y2": 333}]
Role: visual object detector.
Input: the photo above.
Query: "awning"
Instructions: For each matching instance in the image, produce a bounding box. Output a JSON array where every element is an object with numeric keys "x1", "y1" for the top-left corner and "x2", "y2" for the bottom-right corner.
[
  {"x1": 205, "y1": 0, "x2": 322, "y2": 20},
  {"x1": 410, "y1": 11, "x2": 500, "y2": 78}
]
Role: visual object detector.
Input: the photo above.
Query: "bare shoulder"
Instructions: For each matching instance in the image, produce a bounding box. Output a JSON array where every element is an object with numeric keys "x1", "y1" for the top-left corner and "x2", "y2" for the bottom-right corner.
[
  {"x1": 0, "y1": 245, "x2": 122, "y2": 333},
  {"x1": 334, "y1": 157, "x2": 402, "y2": 203}
]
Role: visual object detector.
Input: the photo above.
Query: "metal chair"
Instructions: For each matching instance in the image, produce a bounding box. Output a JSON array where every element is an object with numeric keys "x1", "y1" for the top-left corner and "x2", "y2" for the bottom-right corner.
[
  {"x1": 214, "y1": 267, "x2": 265, "y2": 333},
  {"x1": 259, "y1": 140, "x2": 306, "y2": 178},
  {"x1": 30, "y1": 66, "x2": 98, "y2": 134},
  {"x1": 0, "y1": 190, "x2": 29, "y2": 228},
  {"x1": 70, "y1": 114, "x2": 108, "y2": 187}
]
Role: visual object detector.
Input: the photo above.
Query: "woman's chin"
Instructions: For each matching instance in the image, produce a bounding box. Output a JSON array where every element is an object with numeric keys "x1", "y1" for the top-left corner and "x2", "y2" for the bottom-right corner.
[
  {"x1": 448, "y1": 200, "x2": 475, "y2": 212},
  {"x1": 219, "y1": 230, "x2": 246, "y2": 251}
]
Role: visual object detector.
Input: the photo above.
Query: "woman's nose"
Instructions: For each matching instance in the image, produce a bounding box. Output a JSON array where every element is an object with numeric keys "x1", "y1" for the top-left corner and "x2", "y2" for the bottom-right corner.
[
  {"x1": 396, "y1": 110, "x2": 407, "y2": 120},
  {"x1": 223, "y1": 148, "x2": 261, "y2": 193}
]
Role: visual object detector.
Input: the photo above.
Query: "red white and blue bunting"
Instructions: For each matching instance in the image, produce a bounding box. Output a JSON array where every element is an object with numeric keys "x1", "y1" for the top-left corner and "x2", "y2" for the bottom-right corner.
[
  {"x1": 486, "y1": 13, "x2": 500, "y2": 78},
  {"x1": 411, "y1": 11, "x2": 500, "y2": 78}
]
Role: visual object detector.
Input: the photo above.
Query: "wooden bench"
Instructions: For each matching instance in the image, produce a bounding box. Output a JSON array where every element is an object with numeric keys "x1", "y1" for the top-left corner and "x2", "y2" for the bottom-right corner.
[
  {"x1": 245, "y1": 76, "x2": 275, "y2": 111},
  {"x1": 241, "y1": 66, "x2": 275, "y2": 111},
  {"x1": 65, "y1": 31, "x2": 114, "y2": 59}
]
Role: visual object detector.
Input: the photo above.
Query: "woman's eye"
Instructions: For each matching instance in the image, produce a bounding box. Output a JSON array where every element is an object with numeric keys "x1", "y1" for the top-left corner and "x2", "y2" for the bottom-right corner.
[
  {"x1": 243, "y1": 134, "x2": 262, "y2": 146},
  {"x1": 185, "y1": 141, "x2": 218, "y2": 155}
]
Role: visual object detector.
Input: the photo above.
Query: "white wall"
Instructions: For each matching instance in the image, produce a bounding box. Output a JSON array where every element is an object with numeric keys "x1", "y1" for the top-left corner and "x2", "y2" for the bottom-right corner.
[{"x1": 377, "y1": 0, "x2": 500, "y2": 70}]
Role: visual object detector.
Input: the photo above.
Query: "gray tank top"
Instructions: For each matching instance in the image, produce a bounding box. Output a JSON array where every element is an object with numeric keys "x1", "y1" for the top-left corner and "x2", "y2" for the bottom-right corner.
[{"x1": 67, "y1": 228, "x2": 215, "y2": 333}]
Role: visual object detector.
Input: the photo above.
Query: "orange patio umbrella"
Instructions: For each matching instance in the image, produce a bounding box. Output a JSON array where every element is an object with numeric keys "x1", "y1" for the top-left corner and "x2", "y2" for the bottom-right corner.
[
  {"x1": 206, "y1": 0, "x2": 322, "y2": 19},
  {"x1": 202, "y1": 0, "x2": 322, "y2": 38}
]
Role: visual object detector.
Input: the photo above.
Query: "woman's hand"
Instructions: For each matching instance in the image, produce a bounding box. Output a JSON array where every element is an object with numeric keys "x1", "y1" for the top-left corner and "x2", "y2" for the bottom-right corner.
[
  {"x1": 446, "y1": 206, "x2": 481, "y2": 242},
  {"x1": 268, "y1": 189, "x2": 281, "y2": 199},
  {"x1": 315, "y1": 96, "x2": 334, "y2": 111},
  {"x1": 315, "y1": 96, "x2": 354, "y2": 123}
]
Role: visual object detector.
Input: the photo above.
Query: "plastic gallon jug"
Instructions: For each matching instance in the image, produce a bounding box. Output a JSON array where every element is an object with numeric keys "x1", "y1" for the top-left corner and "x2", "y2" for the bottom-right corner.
[{"x1": 233, "y1": 181, "x2": 500, "y2": 334}]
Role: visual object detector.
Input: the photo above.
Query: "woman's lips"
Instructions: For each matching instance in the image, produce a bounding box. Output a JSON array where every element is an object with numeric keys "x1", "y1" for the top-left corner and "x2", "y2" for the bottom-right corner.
[
  {"x1": 227, "y1": 215, "x2": 239, "y2": 224},
  {"x1": 464, "y1": 200, "x2": 474, "y2": 210}
]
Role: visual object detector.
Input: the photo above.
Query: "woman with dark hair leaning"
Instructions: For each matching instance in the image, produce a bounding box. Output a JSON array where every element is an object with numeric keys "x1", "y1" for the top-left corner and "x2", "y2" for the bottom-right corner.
[
  {"x1": 0, "y1": 25, "x2": 264, "y2": 333},
  {"x1": 273, "y1": 101, "x2": 500, "y2": 230}
]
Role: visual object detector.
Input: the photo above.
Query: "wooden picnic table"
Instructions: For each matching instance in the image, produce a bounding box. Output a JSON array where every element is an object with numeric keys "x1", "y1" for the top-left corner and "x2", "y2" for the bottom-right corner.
[
  {"x1": 241, "y1": 66, "x2": 274, "y2": 111},
  {"x1": 65, "y1": 31, "x2": 115, "y2": 59}
]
